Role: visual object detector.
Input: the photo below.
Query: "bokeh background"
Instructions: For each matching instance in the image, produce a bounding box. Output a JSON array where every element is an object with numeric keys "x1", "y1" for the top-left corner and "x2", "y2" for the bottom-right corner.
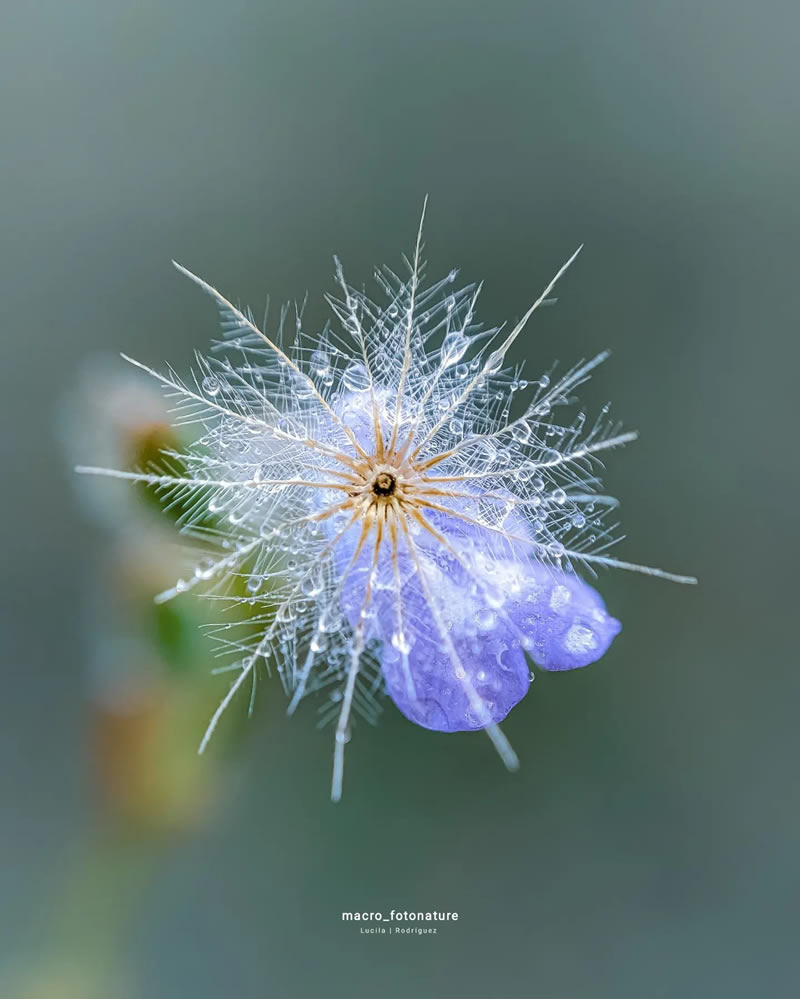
[{"x1": 1, "y1": 1, "x2": 798, "y2": 996}]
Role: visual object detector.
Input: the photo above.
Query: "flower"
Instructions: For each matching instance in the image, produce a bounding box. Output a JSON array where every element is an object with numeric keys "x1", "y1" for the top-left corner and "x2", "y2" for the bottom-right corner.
[{"x1": 77, "y1": 204, "x2": 695, "y2": 800}]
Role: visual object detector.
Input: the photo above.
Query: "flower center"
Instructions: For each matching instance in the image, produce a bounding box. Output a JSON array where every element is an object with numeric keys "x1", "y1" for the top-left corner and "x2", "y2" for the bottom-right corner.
[{"x1": 371, "y1": 471, "x2": 397, "y2": 497}]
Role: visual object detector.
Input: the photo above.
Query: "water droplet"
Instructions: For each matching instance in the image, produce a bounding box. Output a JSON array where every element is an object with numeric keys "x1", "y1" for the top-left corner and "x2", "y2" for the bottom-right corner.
[
  {"x1": 310, "y1": 633, "x2": 328, "y2": 653},
  {"x1": 342, "y1": 361, "x2": 370, "y2": 392},
  {"x1": 202, "y1": 375, "x2": 221, "y2": 396},
  {"x1": 475, "y1": 607, "x2": 497, "y2": 630},
  {"x1": 571, "y1": 513, "x2": 586, "y2": 528},
  {"x1": 441, "y1": 330, "x2": 469, "y2": 367},
  {"x1": 564, "y1": 624, "x2": 597, "y2": 654},
  {"x1": 195, "y1": 558, "x2": 215, "y2": 581},
  {"x1": 293, "y1": 372, "x2": 316, "y2": 399},
  {"x1": 511, "y1": 420, "x2": 531, "y2": 443},
  {"x1": 485, "y1": 349, "x2": 504, "y2": 374},
  {"x1": 310, "y1": 349, "x2": 330, "y2": 377},
  {"x1": 391, "y1": 631, "x2": 412, "y2": 654},
  {"x1": 516, "y1": 462, "x2": 534, "y2": 482},
  {"x1": 553, "y1": 488, "x2": 567, "y2": 505}
]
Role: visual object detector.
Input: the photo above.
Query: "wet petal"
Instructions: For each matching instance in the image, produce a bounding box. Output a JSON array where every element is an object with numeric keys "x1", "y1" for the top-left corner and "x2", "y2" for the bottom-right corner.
[
  {"x1": 334, "y1": 494, "x2": 619, "y2": 733},
  {"x1": 336, "y1": 526, "x2": 531, "y2": 733},
  {"x1": 381, "y1": 617, "x2": 530, "y2": 733},
  {"x1": 507, "y1": 566, "x2": 621, "y2": 671}
]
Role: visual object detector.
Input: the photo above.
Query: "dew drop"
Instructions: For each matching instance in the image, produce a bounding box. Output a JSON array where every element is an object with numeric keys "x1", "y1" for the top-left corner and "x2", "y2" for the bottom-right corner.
[
  {"x1": 195, "y1": 558, "x2": 215, "y2": 581},
  {"x1": 485, "y1": 349, "x2": 504, "y2": 374},
  {"x1": 511, "y1": 420, "x2": 531, "y2": 443},
  {"x1": 310, "y1": 349, "x2": 330, "y2": 377},
  {"x1": 310, "y1": 634, "x2": 328, "y2": 653},
  {"x1": 441, "y1": 330, "x2": 469, "y2": 367},
  {"x1": 342, "y1": 361, "x2": 370, "y2": 392},
  {"x1": 202, "y1": 375, "x2": 221, "y2": 396},
  {"x1": 293, "y1": 372, "x2": 316, "y2": 399},
  {"x1": 475, "y1": 607, "x2": 497, "y2": 630},
  {"x1": 391, "y1": 631, "x2": 412, "y2": 654}
]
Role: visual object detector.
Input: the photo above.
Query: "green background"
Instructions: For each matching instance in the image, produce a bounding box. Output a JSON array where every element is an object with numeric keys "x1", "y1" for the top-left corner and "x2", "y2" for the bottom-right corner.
[{"x1": 1, "y1": 1, "x2": 797, "y2": 996}]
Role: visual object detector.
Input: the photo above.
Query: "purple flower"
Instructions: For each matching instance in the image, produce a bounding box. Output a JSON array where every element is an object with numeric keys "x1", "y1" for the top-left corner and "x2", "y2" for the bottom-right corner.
[
  {"x1": 78, "y1": 207, "x2": 695, "y2": 799},
  {"x1": 335, "y1": 460, "x2": 621, "y2": 734}
]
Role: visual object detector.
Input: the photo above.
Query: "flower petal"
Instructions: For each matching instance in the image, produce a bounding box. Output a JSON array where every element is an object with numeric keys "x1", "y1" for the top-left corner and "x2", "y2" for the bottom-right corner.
[
  {"x1": 507, "y1": 566, "x2": 622, "y2": 671},
  {"x1": 381, "y1": 618, "x2": 530, "y2": 733},
  {"x1": 334, "y1": 499, "x2": 619, "y2": 732}
]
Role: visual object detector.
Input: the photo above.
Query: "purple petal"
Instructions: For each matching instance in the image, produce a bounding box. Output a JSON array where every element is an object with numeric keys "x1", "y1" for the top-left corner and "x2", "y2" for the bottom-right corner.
[
  {"x1": 507, "y1": 566, "x2": 622, "y2": 672},
  {"x1": 336, "y1": 518, "x2": 532, "y2": 733},
  {"x1": 327, "y1": 422, "x2": 620, "y2": 730},
  {"x1": 381, "y1": 618, "x2": 530, "y2": 733}
]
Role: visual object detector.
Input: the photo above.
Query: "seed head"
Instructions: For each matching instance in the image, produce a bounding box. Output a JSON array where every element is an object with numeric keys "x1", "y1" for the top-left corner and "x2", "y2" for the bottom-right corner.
[{"x1": 77, "y1": 203, "x2": 696, "y2": 800}]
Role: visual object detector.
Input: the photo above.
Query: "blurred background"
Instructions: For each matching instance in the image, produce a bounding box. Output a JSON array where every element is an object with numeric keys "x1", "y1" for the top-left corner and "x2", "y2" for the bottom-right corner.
[{"x1": 1, "y1": 1, "x2": 798, "y2": 996}]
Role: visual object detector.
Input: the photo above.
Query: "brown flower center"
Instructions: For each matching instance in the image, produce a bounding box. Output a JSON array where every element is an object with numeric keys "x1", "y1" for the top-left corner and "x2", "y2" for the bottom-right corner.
[{"x1": 372, "y1": 471, "x2": 397, "y2": 497}]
